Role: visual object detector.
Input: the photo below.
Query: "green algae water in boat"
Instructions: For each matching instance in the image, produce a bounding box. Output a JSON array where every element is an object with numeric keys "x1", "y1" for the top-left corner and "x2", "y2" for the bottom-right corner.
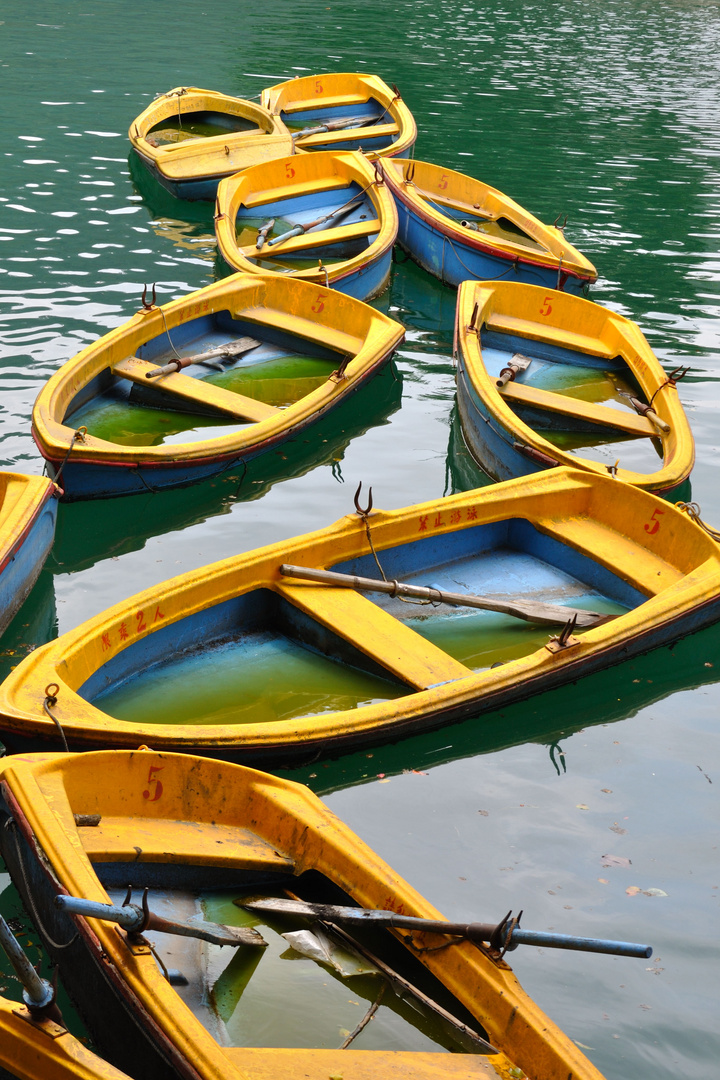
[{"x1": 1, "y1": 470, "x2": 719, "y2": 761}]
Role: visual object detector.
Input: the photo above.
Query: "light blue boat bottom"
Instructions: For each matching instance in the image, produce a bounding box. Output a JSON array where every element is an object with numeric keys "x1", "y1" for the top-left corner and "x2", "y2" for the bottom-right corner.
[
  {"x1": 480, "y1": 341, "x2": 665, "y2": 475},
  {"x1": 108, "y1": 886, "x2": 475, "y2": 1052},
  {"x1": 92, "y1": 533, "x2": 628, "y2": 728}
]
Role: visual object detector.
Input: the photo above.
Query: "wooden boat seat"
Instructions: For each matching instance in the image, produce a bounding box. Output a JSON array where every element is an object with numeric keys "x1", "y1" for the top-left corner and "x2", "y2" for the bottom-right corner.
[
  {"x1": 240, "y1": 308, "x2": 364, "y2": 355},
  {"x1": 554, "y1": 519, "x2": 684, "y2": 595},
  {"x1": 275, "y1": 581, "x2": 472, "y2": 690},
  {"x1": 486, "y1": 314, "x2": 617, "y2": 359},
  {"x1": 283, "y1": 93, "x2": 372, "y2": 113},
  {"x1": 241, "y1": 219, "x2": 380, "y2": 259},
  {"x1": 298, "y1": 123, "x2": 399, "y2": 150},
  {"x1": 112, "y1": 357, "x2": 279, "y2": 423},
  {"x1": 242, "y1": 176, "x2": 355, "y2": 209},
  {"x1": 500, "y1": 381, "x2": 658, "y2": 438},
  {"x1": 77, "y1": 816, "x2": 295, "y2": 872},
  {"x1": 222, "y1": 1047, "x2": 500, "y2": 1078}
]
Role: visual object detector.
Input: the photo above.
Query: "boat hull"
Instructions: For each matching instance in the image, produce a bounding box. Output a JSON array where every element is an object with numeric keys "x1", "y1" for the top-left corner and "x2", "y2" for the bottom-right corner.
[
  {"x1": 1, "y1": 471, "x2": 719, "y2": 763},
  {"x1": 0, "y1": 749, "x2": 606, "y2": 1080},
  {"x1": 454, "y1": 281, "x2": 695, "y2": 495},
  {"x1": 31, "y1": 274, "x2": 404, "y2": 501},
  {"x1": 215, "y1": 151, "x2": 398, "y2": 302},
  {"x1": 0, "y1": 475, "x2": 58, "y2": 640}
]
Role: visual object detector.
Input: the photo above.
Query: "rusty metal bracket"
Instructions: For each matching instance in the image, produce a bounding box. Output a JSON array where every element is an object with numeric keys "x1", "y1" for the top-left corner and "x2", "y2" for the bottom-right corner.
[
  {"x1": 140, "y1": 284, "x2": 156, "y2": 311},
  {"x1": 353, "y1": 481, "x2": 373, "y2": 519},
  {"x1": 545, "y1": 613, "x2": 581, "y2": 653}
]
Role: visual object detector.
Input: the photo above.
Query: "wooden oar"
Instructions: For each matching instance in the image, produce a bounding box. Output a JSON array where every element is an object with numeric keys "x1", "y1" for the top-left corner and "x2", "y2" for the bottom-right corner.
[
  {"x1": 496, "y1": 352, "x2": 533, "y2": 388},
  {"x1": 144, "y1": 336, "x2": 260, "y2": 379},
  {"x1": 291, "y1": 113, "x2": 379, "y2": 139},
  {"x1": 55, "y1": 894, "x2": 267, "y2": 948},
  {"x1": 280, "y1": 563, "x2": 611, "y2": 628},
  {"x1": 241, "y1": 898, "x2": 652, "y2": 959}
]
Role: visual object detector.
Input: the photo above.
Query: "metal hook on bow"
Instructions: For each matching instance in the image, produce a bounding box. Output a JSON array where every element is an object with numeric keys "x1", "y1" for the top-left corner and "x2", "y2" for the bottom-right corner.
[
  {"x1": 141, "y1": 284, "x2": 157, "y2": 311},
  {"x1": 353, "y1": 481, "x2": 373, "y2": 519}
]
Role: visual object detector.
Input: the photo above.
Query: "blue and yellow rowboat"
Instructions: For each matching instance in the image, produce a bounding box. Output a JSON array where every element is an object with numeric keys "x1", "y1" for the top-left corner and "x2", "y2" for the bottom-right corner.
[
  {"x1": 0, "y1": 748, "x2": 607, "y2": 1080},
  {"x1": 1, "y1": 469, "x2": 718, "y2": 760},
  {"x1": 129, "y1": 87, "x2": 294, "y2": 200},
  {"x1": 260, "y1": 73, "x2": 416, "y2": 159},
  {"x1": 215, "y1": 151, "x2": 398, "y2": 301},
  {"x1": 31, "y1": 274, "x2": 404, "y2": 500},
  {"x1": 382, "y1": 158, "x2": 597, "y2": 292},
  {"x1": 0, "y1": 473, "x2": 58, "y2": 641},
  {"x1": 454, "y1": 281, "x2": 694, "y2": 495}
]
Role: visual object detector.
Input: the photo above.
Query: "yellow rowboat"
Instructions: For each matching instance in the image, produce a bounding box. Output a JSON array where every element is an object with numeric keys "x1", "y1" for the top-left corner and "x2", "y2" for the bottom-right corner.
[
  {"x1": 1, "y1": 469, "x2": 719, "y2": 760},
  {"x1": 381, "y1": 159, "x2": 598, "y2": 292},
  {"x1": 0, "y1": 473, "x2": 58, "y2": 641},
  {"x1": 215, "y1": 151, "x2": 398, "y2": 301},
  {"x1": 260, "y1": 73, "x2": 417, "y2": 159},
  {"x1": 0, "y1": 748, "x2": 607, "y2": 1080},
  {"x1": 454, "y1": 281, "x2": 694, "y2": 495},
  {"x1": 30, "y1": 274, "x2": 404, "y2": 500},
  {"x1": 0, "y1": 994, "x2": 130, "y2": 1080},
  {"x1": 128, "y1": 87, "x2": 293, "y2": 200}
]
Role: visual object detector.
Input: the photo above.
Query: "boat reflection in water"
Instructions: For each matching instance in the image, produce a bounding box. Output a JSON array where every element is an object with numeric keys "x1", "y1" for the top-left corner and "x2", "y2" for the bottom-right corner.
[
  {"x1": 300, "y1": 616, "x2": 720, "y2": 796},
  {"x1": 51, "y1": 360, "x2": 403, "y2": 574}
]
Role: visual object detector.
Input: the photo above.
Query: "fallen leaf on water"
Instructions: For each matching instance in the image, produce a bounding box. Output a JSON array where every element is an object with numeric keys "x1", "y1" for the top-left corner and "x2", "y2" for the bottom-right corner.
[
  {"x1": 639, "y1": 1003, "x2": 652, "y2": 1010},
  {"x1": 601, "y1": 854, "x2": 631, "y2": 868},
  {"x1": 626, "y1": 886, "x2": 642, "y2": 896},
  {"x1": 412, "y1": 769, "x2": 428, "y2": 775},
  {"x1": 643, "y1": 887, "x2": 668, "y2": 897},
  {"x1": 477, "y1": 809, "x2": 489, "y2": 816},
  {"x1": 377, "y1": 778, "x2": 391, "y2": 784},
  {"x1": 598, "y1": 878, "x2": 609, "y2": 884},
  {"x1": 601, "y1": 788, "x2": 612, "y2": 793},
  {"x1": 574, "y1": 1041, "x2": 595, "y2": 1050},
  {"x1": 576, "y1": 803, "x2": 589, "y2": 810},
  {"x1": 609, "y1": 824, "x2": 627, "y2": 835}
]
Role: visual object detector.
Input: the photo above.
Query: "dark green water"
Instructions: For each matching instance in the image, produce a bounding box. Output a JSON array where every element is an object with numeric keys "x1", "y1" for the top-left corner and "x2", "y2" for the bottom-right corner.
[{"x1": 1, "y1": 1, "x2": 719, "y2": 1077}]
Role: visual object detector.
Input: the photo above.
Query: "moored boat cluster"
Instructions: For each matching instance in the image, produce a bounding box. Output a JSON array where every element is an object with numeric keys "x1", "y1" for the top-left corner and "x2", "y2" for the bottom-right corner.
[{"x1": 0, "y1": 70, "x2": 712, "y2": 1080}]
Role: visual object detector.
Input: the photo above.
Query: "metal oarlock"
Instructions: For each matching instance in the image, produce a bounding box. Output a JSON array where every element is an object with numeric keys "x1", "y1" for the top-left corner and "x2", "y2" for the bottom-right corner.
[
  {"x1": 353, "y1": 481, "x2": 373, "y2": 518},
  {"x1": 140, "y1": 283, "x2": 157, "y2": 311}
]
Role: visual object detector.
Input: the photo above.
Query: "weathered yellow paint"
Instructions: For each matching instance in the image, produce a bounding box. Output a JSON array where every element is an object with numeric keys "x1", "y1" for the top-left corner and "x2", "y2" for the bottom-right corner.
[
  {"x1": 383, "y1": 159, "x2": 598, "y2": 284},
  {"x1": 129, "y1": 87, "x2": 293, "y2": 184},
  {"x1": 0, "y1": 749, "x2": 607, "y2": 1080},
  {"x1": 222, "y1": 1047, "x2": 501, "y2": 1078},
  {"x1": 275, "y1": 581, "x2": 472, "y2": 689},
  {"x1": 111, "y1": 356, "x2": 279, "y2": 422},
  {"x1": 1, "y1": 469, "x2": 719, "y2": 761},
  {"x1": 456, "y1": 281, "x2": 695, "y2": 493},
  {"x1": 0, "y1": 473, "x2": 56, "y2": 570},
  {"x1": 260, "y1": 73, "x2": 417, "y2": 160},
  {"x1": 215, "y1": 151, "x2": 397, "y2": 295},
  {"x1": 0, "y1": 996, "x2": 131, "y2": 1080},
  {"x1": 31, "y1": 273, "x2": 404, "y2": 471},
  {"x1": 500, "y1": 380, "x2": 657, "y2": 437}
]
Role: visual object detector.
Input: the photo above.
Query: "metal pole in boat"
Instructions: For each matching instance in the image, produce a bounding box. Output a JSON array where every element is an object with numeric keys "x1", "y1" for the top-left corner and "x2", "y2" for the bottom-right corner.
[{"x1": 0, "y1": 915, "x2": 56, "y2": 1012}]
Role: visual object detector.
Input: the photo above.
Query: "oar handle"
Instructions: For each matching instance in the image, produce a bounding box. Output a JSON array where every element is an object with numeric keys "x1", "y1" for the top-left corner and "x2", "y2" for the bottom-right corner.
[
  {"x1": 0, "y1": 915, "x2": 55, "y2": 1010},
  {"x1": 268, "y1": 223, "x2": 304, "y2": 247},
  {"x1": 145, "y1": 359, "x2": 183, "y2": 379}
]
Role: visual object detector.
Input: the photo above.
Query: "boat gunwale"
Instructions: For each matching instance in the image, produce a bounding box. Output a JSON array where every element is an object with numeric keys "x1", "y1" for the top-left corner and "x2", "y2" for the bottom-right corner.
[{"x1": 0, "y1": 474, "x2": 57, "y2": 577}]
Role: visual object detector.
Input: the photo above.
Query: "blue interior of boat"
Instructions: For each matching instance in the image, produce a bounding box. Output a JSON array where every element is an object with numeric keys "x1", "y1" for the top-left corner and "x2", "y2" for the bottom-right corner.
[
  {"x1": 280, "y1": 99, "x2": 385, "y2": 127},
  {"x1": 79, "y1": 518, "x2": 638, "y2": 726}
]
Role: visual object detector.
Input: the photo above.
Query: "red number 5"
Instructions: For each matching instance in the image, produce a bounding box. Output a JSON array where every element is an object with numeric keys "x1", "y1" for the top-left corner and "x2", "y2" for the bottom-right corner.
[
  {"x1": 143, "y1": 765, "x2": 164, "y2": 802},
  {"x1": 311, "y1": 295, "x2": 325, "y2": 313},
  {"x1": 540, "y1": 297, "x2": 552, "y2": 316},
  {"x1": 644, "y1": 508, "x2": 664, "y2": 535}
]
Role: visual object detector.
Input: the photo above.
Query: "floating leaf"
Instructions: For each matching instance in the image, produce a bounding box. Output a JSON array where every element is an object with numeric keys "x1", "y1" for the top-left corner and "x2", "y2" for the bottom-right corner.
[
  {"x1": 609, "y1": 824, "x2": 627, "y2": 835},
  {"x1": 643, "y1": 888, "x2": 668, "y2": 897},
  {"x1": 575, "y1": 1041, "x2": 595, "y2": 1050},
  {"x1": 626, "y1": 886, "x2": 642, "y2": 896},
  {"x1": 601, "y1": 788, "x2": 612, "y2": 794},
  {"x1": 598, "y1": 878, "x2": 609, "y2": 884},
  {"x1": 477, "y1": 809, "x2": 489, "y2": 816},
  {"x1": 576, "y1": 803, "x2": 589, "y2": 810},
  {"x1": 601, "y1": 854, "x2": 631, "y2": 868}
]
